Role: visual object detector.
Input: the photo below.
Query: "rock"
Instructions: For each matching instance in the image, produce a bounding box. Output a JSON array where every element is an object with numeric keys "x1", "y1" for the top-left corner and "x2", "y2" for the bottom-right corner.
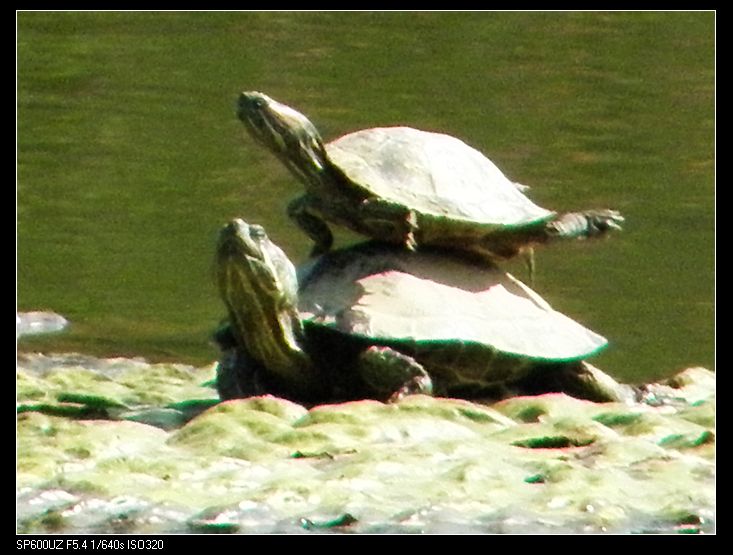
[
  {"x1": 17, "y1": 311, "x2": 69, "y2": 338},
  {"x1": 15, "y1": 353, "x2": 716, "y2": 534}
]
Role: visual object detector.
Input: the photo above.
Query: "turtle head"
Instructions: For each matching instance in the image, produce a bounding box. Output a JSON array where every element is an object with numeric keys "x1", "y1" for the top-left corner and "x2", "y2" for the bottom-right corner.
[
  {"x1": 237, "y1": 92, "x2": 329, "y2": 188},
  {"x1": 216, "y1": 219, "x2": 313, "y2": 387},
  {"x1": 216, "y1": 218, "x2": 299, "y2": 306}
]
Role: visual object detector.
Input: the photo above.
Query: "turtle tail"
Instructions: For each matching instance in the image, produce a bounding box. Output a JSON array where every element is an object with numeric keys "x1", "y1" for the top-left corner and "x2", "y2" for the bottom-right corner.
[{"x1": 546, "y1": 209, "x2": 624, "y2": 239}]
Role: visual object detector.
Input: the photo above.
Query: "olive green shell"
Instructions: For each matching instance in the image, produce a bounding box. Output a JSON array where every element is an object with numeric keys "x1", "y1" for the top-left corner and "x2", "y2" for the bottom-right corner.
[
  {"x1": 298, "y1": 244, "x2": 606, "y2": 362},
  {"x1": 327, "y1": 127, "x2": 555, "y2": 229}
]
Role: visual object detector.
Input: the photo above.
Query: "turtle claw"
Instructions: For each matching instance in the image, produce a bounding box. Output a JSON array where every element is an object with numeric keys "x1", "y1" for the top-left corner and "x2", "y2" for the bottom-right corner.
[
  {"x1": 358, "y1": 200, "x2": 420, "y2": 252},
  {"x1": 403, "y1": 209, "x2": 419, "y2": 252},
  {"x1": 404, "y1": 230, "x2": 418, "y2": 252},
  {"x1": 547, "y1": 209, "x2": 625, "y2": 239},
  {"x1": 357, "y1": 345, "x2": 433, "y2": 402},
  {"x1": 600, "y1": 210, "x2": 625, "y2": 232},
  {"x1": 585, "y1": 209, "x2": 624, "y2": 233},
  {"x1": 388, "y1": 374, "x2": 434, "y2": 403}
]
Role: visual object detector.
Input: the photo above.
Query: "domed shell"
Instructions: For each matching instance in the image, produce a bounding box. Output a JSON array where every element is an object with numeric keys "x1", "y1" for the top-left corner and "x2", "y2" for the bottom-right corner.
[
  {"x1": 326, "y1": 127, "x2": 555, "y2": 228},
  {"x1": 297, "y1": 246, "x2": 606, "y2": 362}
]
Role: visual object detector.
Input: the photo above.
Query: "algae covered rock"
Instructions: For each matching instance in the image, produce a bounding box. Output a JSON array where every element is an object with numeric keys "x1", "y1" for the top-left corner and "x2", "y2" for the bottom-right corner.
[
  {"x1": 17, "y1": 352, "x2": 220, "y2": 429},
  {"x1": 16, "y1": 354, "x2": 715, "y2": 534}
]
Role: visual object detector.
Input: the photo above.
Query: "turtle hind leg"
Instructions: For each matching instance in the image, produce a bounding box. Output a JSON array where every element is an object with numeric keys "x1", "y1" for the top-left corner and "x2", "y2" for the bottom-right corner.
[
  {"x1": 546, "y1": 209, "x2": 624, "y2": 239},
  {"x1": 287, "y1": 195, "x2": 334, "y2": 257},
  {"x1": 356, "y1": 345, "x2": 433, "y2": 402},
  {"x1": 513, "y1": 362, "x2": 636, "y2": 403}
]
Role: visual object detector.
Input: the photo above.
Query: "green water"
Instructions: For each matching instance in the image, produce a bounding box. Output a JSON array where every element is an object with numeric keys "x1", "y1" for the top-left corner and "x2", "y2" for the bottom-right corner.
[{"x1": 17, "y1": 11, "x2": 714, "y2": 383}]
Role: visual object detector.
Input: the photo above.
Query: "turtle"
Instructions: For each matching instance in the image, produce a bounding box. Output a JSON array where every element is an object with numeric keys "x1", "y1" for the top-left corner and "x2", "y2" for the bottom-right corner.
[
  {"x1": 213, "y1": 218, "x2": 633, "y2": 404},
  {"x1": 237, "y1": 91, "x2": 624, "y2": 280}
]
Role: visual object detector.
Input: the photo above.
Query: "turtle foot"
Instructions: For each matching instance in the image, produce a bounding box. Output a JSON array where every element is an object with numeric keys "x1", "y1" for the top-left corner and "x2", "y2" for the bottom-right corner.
[
  {"x1": 388, "y1": 374, "x2": 434, "y2": 403},
  {"x1": 548, "y1": 209, "x2": 624, "y2": 239},
  {"x1": 357, "y1": 346, "x2": 433, "y2": 402},
  {"x1": 403, "y1": 209, "x2": 419, "y2": 252}
]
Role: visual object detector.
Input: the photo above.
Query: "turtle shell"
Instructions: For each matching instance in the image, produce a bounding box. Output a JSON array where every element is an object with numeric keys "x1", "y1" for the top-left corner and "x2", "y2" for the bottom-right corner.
[
  {"x1": 297, "y1": 245, "x2": 606, "y2": 362},
  {"x1": 326, "y1": 127, "x2": 555, "y2": 228}
]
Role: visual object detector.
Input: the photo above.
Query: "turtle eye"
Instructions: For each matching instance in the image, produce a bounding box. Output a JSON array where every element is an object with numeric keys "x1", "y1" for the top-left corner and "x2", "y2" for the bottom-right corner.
[
  {"x1": 249, "y1": 225, "x2": 267, "y2": 240},
  {"x1": 247, "y1": 93, "x2": 268, "y2": 109}
]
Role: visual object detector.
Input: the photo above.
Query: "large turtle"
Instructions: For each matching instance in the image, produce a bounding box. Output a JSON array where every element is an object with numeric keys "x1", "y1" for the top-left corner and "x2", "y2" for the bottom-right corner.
[
  {"x1": 237, "y1": 91, "x2": 624, "y2": 279},
  {"x1": 214, "y1": 218, "x2": 633, "y2": 404}
]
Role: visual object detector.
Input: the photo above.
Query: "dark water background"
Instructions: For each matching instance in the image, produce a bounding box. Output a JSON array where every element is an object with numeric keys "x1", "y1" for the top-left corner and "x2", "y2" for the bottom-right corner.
[{"x1": 17, "y1": 11, "x2": 714, "y2": 383}]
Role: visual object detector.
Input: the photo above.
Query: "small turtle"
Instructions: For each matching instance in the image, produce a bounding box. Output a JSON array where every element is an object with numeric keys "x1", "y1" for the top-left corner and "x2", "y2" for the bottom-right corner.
[
  {"x1": 237, "y1": 91, "x2": 624, "y2": 279},
  {"x1": 214, "y1": 218, "x2": 632, "y2": 404}
]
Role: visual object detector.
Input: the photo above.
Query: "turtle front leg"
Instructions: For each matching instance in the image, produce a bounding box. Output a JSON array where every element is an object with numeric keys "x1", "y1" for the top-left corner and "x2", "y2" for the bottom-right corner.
[
  {"x1": 358, "y1": 199, "x2": 419, "y2": 251},
  {"x1": 357, "y1": 346, "x2": 433, "y2": 402},
  {"x1": 287, "y1": 195, "x2": 334, "y2": 257},
  {"x1": 215, "y1": 346, "x2": 270, "y2": 401}
]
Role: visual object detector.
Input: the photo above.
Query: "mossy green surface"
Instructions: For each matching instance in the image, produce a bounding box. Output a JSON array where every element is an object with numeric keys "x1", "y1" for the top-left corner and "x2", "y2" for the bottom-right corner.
[{"x1": 17, "y1": 354, "x2": 715, "y2": 534}]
